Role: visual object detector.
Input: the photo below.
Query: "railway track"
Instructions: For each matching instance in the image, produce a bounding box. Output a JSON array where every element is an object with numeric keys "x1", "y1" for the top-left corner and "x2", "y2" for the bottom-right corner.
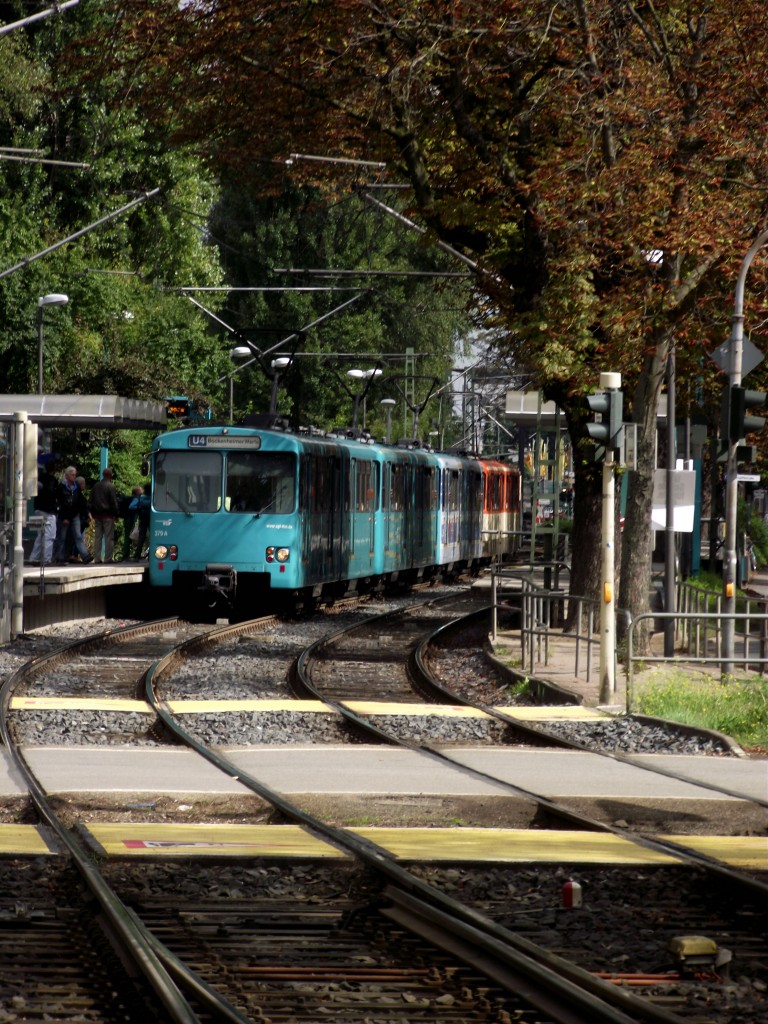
[{"x1": 0, "y1": 598, "x2": 766, "y2": 1022}]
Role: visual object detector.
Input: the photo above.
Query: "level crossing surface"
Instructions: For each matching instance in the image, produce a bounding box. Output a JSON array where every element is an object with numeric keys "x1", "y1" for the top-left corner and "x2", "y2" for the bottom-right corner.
[{"x1": 1, "y1": 745, "x2": 765, "y2": 804}]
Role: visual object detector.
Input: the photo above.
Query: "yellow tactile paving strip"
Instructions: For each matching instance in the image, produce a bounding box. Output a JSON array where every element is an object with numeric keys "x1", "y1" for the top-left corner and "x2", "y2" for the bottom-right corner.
[
  {"x1": 343, "y1": 701, "x2": 490, "y2": 718},
  {"x1": 493, "y1": 705, "x2": 610, "y2": 720},
  {"x1": 167, "y1": 700, "x2": 332, "y2": 714},
  {"x1": 660, "y1": 835, "x2": 768, "y2": 870},
  {"x1": 11, "y1": 697, "x2": 608, "y2": 721},
  {"x1": 6, "y1": 820, "x2": 762, "y2": 869},
  {"x1": 87, "y1": 823, "x2": 347, "y2": 858},
  {"x1": 350, "y1": 827, "x2": 678, "y2": 864},
  {"x1": 0, "y1": 824, "x2": 58, "y2": 856},
  {"x1": 11, "y1": 697, "x2": 152, "y2": 712}
]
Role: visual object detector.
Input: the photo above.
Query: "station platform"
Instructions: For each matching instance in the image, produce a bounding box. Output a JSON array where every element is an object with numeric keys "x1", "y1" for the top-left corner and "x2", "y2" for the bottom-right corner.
[
  {"x1": 21, "y1": 561, "x2": 148, "y2": 631},
  {"x1": 1, "y1": 821, "x2": 764, "y2": 871}
]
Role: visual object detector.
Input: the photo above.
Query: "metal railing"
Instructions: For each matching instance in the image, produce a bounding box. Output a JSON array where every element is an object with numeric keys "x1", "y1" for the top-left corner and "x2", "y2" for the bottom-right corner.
[
  {"x1": 490, "y1": 564, "x2": 600, "y2": 686},
  {"x1": 520, "y1": 578, "x2": 600, "y2": 685},
  {"x1": 627, "y1": 609, "x2": 768, "y2": 710},
  {"x1": 674, "y1": 580, "x2": 768, "y2": 670}
]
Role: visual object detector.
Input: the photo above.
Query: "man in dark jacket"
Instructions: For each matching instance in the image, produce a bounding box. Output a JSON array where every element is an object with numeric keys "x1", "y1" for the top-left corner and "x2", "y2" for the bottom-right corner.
[
  {"x1": 27, "y1": 461, "x2": 59, "y2": 565},
  {"x1": 90, "y1": 466, "x2": 120, "y2": 563}
]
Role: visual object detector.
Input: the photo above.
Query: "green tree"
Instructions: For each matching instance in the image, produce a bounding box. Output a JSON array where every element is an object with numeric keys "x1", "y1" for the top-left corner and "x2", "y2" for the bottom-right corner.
[
  {"x1": 0, "y1": 7, "x2": 226, "y2": 405},
  {"x1": 80, "y1": 0, "x2": 768, "y2": 647},
  {"x1": 207, "y1": 180, "x2": 474, "y2": 428}
]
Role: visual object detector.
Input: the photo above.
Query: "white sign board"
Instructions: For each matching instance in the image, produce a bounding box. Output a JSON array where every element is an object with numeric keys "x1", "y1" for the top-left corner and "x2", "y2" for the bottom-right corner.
[{"x1": 651, "y1": 469, "x2": 696, "y2": 533}]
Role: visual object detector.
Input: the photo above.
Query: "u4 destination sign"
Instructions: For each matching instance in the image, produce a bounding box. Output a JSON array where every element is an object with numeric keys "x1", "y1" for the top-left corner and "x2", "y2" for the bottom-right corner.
[{"x1": 188, "y1": 435, "x2": 262, "y2": 450}]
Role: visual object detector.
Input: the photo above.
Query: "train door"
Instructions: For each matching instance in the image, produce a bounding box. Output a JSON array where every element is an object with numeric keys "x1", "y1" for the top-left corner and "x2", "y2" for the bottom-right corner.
[
  {"x1": 412, "y1": 460, "x2": 437, "y2": 567},
  {"x1": 349, "y1": 457, "x2": 376, "y2": 577},
  {"x1": 382, "y1": 457, "x2": 410, "y2": 573},
  {"x1": 304, "y1": 450, "x2": 344, "y2": 583}
]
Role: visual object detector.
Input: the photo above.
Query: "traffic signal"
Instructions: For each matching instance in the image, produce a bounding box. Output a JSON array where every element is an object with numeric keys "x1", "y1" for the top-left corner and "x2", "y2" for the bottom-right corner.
[
  {"x1": 728, "y1": 385, "x2": 766, "y2": 441},
  {"x1": 586, "y1": 388, "x2": 623, "y2": 456},
  {"x1": 165, "y1": 396, "x2": 190, "y2": 419}
]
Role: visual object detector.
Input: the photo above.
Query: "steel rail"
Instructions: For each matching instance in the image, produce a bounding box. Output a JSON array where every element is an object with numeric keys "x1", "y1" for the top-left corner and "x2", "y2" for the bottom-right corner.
[
  {"x1": 0, "y1": 618, "x2": 251, "y2": 1024},
  {"x1": 145, "y1": 617, "x2": 692, "y2": 1024},
  {"x1": 293, "y1": 598, "x2": 768, "y2": 898},
  {"x1": 419, "y1": 609, "x2": 768, "y2": 808},
  {"x1": 410, "y1": 609, "x2": 768, "y2": 896}
]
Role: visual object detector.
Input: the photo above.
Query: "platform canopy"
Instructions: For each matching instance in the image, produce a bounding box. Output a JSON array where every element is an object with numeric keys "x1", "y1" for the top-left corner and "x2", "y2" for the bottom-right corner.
[
  {"x1": 505, "y1": 390, "x2": 563, "y2": 428},
  {"x1": 0, "y1": 395, "x2": 167, "y2": 429}
]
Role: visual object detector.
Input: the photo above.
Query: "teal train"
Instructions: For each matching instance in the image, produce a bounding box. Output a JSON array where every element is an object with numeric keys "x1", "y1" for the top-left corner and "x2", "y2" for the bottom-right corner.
[{"x1": 149, "y1": 423, "x2": 519, "y2": 618}]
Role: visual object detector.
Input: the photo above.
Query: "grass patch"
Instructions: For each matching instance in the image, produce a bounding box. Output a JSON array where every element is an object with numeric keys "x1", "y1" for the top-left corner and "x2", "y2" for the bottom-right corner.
[
  {"x1": 505, "y1": 677, "x2": 530, "y2": 698},
  {"x1": 633, "y1": 670, "x2": 768, "y2": 747}
]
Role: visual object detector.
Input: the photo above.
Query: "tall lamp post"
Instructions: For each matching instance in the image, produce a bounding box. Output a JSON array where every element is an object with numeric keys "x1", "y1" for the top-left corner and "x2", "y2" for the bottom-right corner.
[
  {"x1": 347, "y1": 367, "x2": 382, "y2": 428},
  {"x1": 269, "y1": 356, "x2": 292, "y2": 414},
  {"x1": 37, "y1": 293, "x2": 68, "y2": 394},
  {"x1": 380, "y1": 398, "x2": 396, "y2": 442},
  {"x1": 229, "y1": 346, "x2": 251, "y2": 422}
]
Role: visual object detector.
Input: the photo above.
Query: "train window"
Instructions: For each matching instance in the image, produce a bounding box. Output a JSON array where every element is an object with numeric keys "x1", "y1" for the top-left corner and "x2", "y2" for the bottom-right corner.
[
  {"x1": 226, "y1": 452, "x2": 296, "y2": 514},
  {"x1": 471, "y1": 470, "x2": 483, "y2": 513},
  {"x1": 355, "y1": 460, "x2": 375, "y2": 513},
  {"x1": 445, "y1": 469, "x2": 459, "y2": 512},
  {"x1": 309, "y1": 455, "x2": 335, "y2": 514},
  {"x1": 487, "y1": 471, "x2": 502, "y2": 513},
  {"x1": 416, "y1": 466, "x2": 436, "y2": 511},
  {"x1": 388, "y1": 462, "x2": 406, "y2": 511},
  {"x1": 154, "y1": 450, "x2": 222, "y2": 513}
]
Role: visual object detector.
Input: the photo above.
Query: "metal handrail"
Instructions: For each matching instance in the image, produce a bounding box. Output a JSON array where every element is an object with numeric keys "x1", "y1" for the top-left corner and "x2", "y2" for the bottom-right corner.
[
  {"x1": 517, "y1": 576, "x2": 600, "y2": 685},
  {"x1": 627, "y1": 609, "x2": 768, "y2": 710}
]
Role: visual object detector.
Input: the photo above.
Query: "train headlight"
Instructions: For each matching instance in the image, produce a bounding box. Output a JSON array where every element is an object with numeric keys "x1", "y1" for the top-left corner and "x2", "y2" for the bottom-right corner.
[
  {"x1": 154, "y1": 545, "x2": 168, "y2": 559},
  {"x1": 265, "y1": 546, "x2": 290, "y2": 563},
  {"x1": 168, "y1": 545, "x2": 178, "y2": 561}
]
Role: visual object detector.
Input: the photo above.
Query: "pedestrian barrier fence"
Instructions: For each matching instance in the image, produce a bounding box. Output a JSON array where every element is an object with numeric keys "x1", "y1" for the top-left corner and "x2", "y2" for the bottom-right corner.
[
  {"x1": 492, "y1": 569, "x2": 768, "y2": 701},
  {"x1": 627, "y1": 609, "x2": 768, "y2": 710}
]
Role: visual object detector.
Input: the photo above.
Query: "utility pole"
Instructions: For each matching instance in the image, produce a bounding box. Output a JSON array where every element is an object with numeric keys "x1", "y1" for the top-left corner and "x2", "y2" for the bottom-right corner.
[
  {"x1": 601, "y1": 445, "x2": 617, "y2": 701},
  {"x1": 586, "y1": 371, "x2": 624, "y2": 704},
  {"x1": 723, "y1": 228, "x2": 768, "y2": 678}
]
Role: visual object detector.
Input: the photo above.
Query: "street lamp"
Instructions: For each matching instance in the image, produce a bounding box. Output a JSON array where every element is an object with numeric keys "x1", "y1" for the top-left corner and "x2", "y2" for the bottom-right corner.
[
  {"x1": 37, "y1": 293, "x2": 68, "y2": 394},
  {"x1": 346, "y1": 367, "x2": 382, "y2": 428},
  {"x1": 380, "y1": 397, "x2": 396, "y2": 442},
  {"x1": 229, "y1": 346, "x2": 251, "y2": 422},
  {"x1": 269, "y1": 356, "x2": 292, "y2": 414}
]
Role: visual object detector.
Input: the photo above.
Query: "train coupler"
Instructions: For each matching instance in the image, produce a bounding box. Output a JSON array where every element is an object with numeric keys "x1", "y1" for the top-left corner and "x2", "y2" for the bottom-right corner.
[{"x1": 201, "y1": 564, "x2": 237, "y2": 600}]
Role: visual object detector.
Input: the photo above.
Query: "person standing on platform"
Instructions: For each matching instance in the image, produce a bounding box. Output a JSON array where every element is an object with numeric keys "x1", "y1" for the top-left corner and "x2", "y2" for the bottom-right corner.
[
  {"x1": 121, "y1": 485, "x2": 143, "y2": 561},
  {"x1": 90, "y1": 466, "x2": 120, "y2": 563},
  {"x1": 132, "y1": 483, "x2": 151, "y2": 560},
  {"x1": 27, "y1": 460, "x2": 59, "y2": 565},
  {"x1": 52, "y1": 466, "x2": 79, "y2": 564},
  {"x1": 68, "y1": 476, "x2": 93, "y2": 563}
]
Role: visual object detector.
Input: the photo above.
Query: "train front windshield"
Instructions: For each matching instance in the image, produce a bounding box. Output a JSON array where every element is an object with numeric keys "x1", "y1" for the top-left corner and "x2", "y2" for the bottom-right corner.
[
  {"x1": 154, "y1": 450, "x2": 296, "y2": 514},
  {"x1": 225, "y1": 452, "x2": 295, "y2": 513}
]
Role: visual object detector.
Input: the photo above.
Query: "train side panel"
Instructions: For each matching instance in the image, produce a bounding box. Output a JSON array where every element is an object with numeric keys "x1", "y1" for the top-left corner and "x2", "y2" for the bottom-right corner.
[
  {"x1": 480, "y1": 460, "x2": 521, "y2": 558},
  {"x1": 434, "y1": 454, "x2": 483, "y2": 570},
  {"x1": 148, "y1": 425, "x2": 520, "y2": 612}
]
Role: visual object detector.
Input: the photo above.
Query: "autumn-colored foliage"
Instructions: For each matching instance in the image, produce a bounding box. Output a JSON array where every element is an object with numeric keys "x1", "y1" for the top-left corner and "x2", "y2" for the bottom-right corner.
[{"x1": 70, "y1": 1, "x2": 768, "y2": 624}]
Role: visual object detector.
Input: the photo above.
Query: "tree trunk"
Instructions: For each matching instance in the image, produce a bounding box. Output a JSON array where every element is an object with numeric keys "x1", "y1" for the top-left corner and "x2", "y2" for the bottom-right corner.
[{"x1": 618, "y1": 336, "x2": 671, "y2": 653}]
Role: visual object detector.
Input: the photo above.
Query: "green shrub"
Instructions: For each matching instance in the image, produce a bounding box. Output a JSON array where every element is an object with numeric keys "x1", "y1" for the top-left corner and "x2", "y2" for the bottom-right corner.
[
  {"x1": 746, "y1": 502, "x2": 768, "y2": 567},
  {"x1": 634, "y1": 672, "x2": 768, "y2": 747}
]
